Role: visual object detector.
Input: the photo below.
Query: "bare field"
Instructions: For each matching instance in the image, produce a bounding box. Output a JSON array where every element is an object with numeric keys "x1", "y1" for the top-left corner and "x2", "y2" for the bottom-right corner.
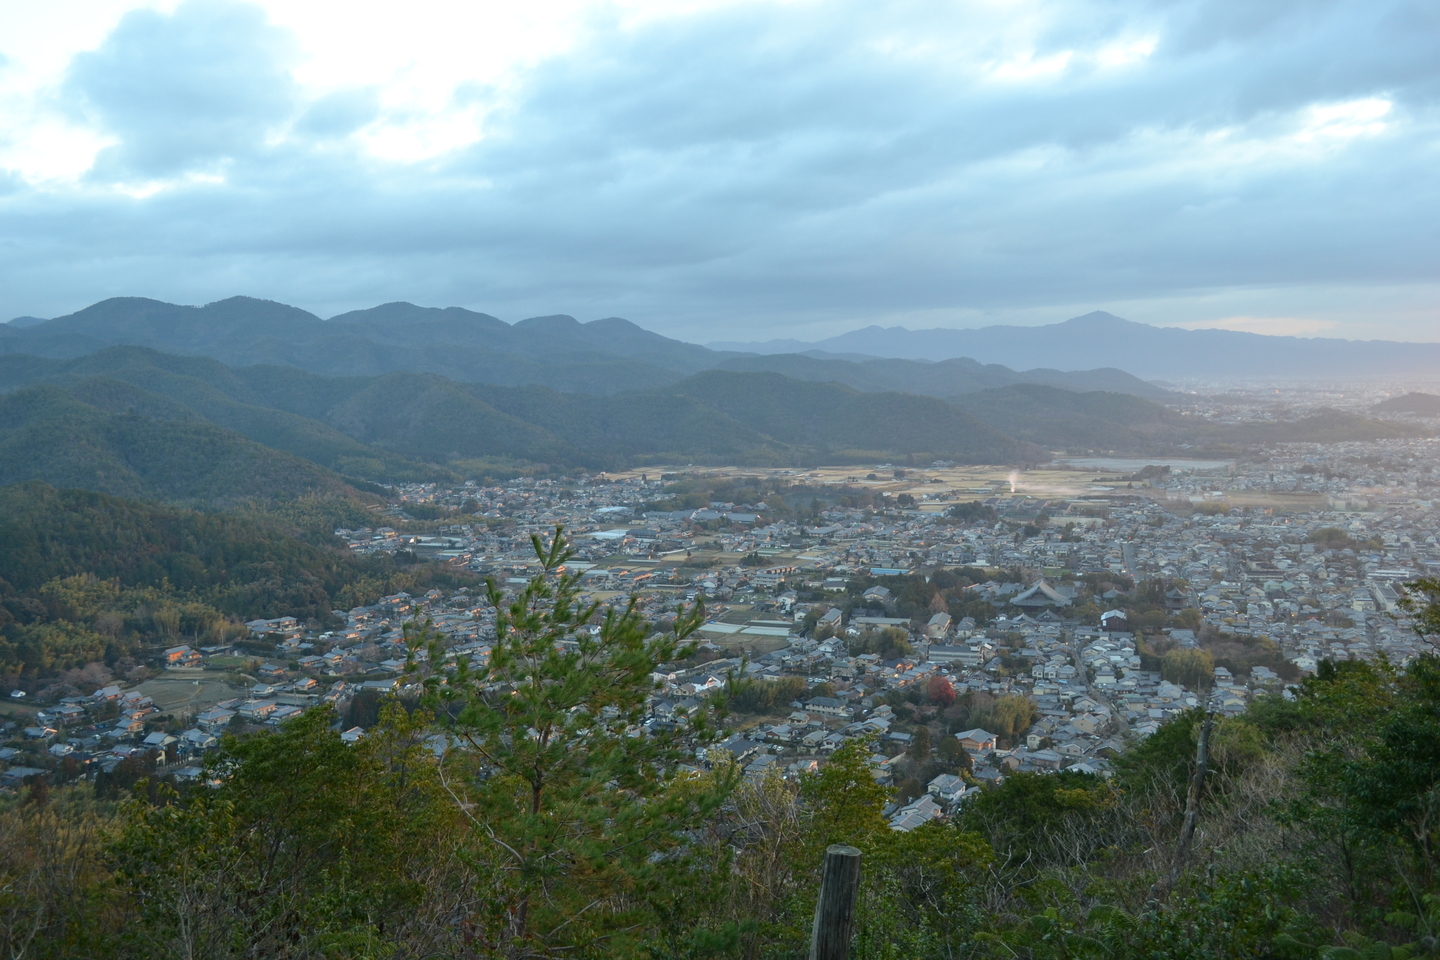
[
  {"x1": 599, "y1": 463, "x2": 1137, "y2": 503},
  {"x1": 133, "y1": 669, "x2": 243, "y2": 717}
]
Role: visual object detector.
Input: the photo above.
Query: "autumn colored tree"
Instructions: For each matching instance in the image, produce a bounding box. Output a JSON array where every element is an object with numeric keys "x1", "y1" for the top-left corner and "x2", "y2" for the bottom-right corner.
[{"x1": 927, "y1": 674, "x2": 956, "y2": 708}]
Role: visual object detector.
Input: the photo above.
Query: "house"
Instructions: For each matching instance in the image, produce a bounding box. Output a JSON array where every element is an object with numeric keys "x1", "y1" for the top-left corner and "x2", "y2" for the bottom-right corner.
[
  {"x1": 237, "y1": 700, "x2": 277, "y2": 721},
  {"x1": 0, "y1": 767, "x2": 46, "y2": 787},
  {"x1": 804, "y1": 696, "x2": 851, "y2": 719},
  {"x1": 182, "y1": 729, "x2": 218, "y2": 750},
  {"x1": 955, "y1": 728, "x2": 999, "y2": 753},
  {"x1": 890, "y1": 794, "x2": 943, "y2": 831},
  {"x1": 51, "y1": 704, "x2": 86, "y2": 724},
  {"x1": 1028, "y1": 748, "x2": 1064, "y2": 770},
  {"x1": 245, "y1": 616, "x2": 301, "y2": 637},
  {"x1": 196, "y1": 708, "x2": 236, "y2": 732},
  {"x1": 710, "y1": 737, "x2": 762, "y2": 766},
  {"x1": 341, "y1": 727, "x2": 366, "y2": 744},
  {"x1": 163, "y1": 645, "x2": 202, "y2": 666},
  {"x1": 1100, "y1": 609, "x2": 1131, "y2": 632},
  {"x1": 267, "y1": 704, "x2": 304, "y2": 724},
  {"x1": 927, "y1": 773, "x2": 966, "y2": 803},
  {"x1": 926, "y1": 612, "x2": 952, "y2": 639}
]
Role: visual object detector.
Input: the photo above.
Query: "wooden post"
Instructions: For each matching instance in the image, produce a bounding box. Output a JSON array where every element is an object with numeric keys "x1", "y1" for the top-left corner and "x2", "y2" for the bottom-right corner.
[{"x1": 809, "y1": 844, "x2": 862, "y2": 960}]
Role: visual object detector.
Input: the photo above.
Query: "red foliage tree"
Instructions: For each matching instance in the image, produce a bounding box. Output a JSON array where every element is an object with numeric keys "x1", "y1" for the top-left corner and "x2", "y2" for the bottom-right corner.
[{"x1": 927, "y1": 674, "x2": 956, "y2": 708}]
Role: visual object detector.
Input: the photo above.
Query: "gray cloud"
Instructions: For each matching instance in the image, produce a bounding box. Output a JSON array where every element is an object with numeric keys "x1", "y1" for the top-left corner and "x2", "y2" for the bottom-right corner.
[
  {"x1": 64, "y1": 0, "x2": 297, "y2": 178},
  {"x1": 4, "y1": 0, "x2": 1440, "y2": 342}
]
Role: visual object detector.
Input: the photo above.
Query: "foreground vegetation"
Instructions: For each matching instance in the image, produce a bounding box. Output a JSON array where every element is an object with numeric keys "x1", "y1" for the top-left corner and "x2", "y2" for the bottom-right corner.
[{"x1": 5, "y1": 531, "x2": 1440, "y2": 959}]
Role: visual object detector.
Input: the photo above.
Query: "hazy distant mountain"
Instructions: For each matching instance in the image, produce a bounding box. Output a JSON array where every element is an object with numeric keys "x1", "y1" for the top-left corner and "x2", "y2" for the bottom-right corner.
[
  {"x1": 710, "y1": 312, "x2": 1440, "y2": 380},
  {"x1": 0, "y1": 297, "x2": 715, "y2": 394},
  {"x1": 1374, "y1": 393, "x2": 1440, "y2": 416},
  {"x1": 716, "y1": 352, "x2": 1174, "y2": 401},
  {"x1": 951, "y1": 383, "x2": 1425, "y2": 451},
  {"x1": 0, "y1": 297, "x2": 1176, "y2": 399}
]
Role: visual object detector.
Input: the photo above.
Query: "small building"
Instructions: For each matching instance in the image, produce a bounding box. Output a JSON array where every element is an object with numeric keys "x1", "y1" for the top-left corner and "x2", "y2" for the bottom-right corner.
[
  {"x1": 163, "y1": 645, "x2": 202, "y2": 667},
  {"x1": 955, "y1": 728, "x2": 999, "y2": 753},
  {"x1": 1100, "y1": 609, "x2": 1131, "y2": 632}
]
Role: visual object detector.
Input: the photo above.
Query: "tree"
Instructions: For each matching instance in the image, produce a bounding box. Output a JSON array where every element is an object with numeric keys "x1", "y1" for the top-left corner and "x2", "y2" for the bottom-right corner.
[
  {"x1": 111, "y1": 705, "x2": 459, "y2": 959},
  {"x1": 927, "y1": 674, "x2": 956, "y2": 708},
  {"x1": 1162, "y1": 648, "x2": 1215, "y2": 691},
  {"x1": 410, "y1": 526, "x2": 736, "y2": 957},
  {"x1": 799, "y1": 736, "x2": 889, "y2": 855},
  {"x1": 1401, "y1": 577, "x2": 1440, "y2": 644},
  {"x1": 911, "y1": 726, "x2": 932, "y2": 762}
]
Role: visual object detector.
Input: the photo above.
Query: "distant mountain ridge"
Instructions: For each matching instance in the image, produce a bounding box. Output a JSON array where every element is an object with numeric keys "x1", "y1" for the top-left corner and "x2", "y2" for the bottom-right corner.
[
  {"x1": 709, "y1": 312, "x2": 1440, "y2": 380},
  {"x1": 0, "y1": 297, "x2": 1172, "y2": 400}
]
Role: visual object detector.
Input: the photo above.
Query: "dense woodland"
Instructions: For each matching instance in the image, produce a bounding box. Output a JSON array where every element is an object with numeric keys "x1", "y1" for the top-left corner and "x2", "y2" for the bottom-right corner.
[
  {"x1": 0, "y1": 482, "x2": 475, "y2": 687},
  {"x1": 4, "y1": 532, "x2": 1440, "y2": 960}
]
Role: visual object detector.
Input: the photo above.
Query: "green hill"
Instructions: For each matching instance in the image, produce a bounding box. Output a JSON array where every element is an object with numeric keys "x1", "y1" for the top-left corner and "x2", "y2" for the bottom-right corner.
[
  {"x1": 949, "y1": 383, "x2": 1191, "y2": 450},
  {"x1": 668, "y1": 370, "x2": 1045, "y2": 463},
  {"x1": 0, "y1": 348, "x2": 447, "y2": 483},
  {"x1": 0, "y1": 381, "x2": 364, "y2": 506},
  {"x1": 0, "y1": 348, "x2": 1051, "y2": 471}
]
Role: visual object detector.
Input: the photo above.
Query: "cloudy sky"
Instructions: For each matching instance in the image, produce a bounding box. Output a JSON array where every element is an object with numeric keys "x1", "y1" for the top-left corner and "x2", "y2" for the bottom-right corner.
[{"x1": 2, "y1": 0, "x2": 1438, "y2": 342}]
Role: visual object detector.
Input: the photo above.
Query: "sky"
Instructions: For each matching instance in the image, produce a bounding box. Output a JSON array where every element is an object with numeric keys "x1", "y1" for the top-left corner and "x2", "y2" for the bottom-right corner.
[{"x1": 2, "y1": 0, "x2": 1438, "y2": 343}]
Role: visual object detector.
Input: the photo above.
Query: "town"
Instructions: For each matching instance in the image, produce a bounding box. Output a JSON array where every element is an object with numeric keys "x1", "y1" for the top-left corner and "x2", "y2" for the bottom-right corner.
[{"x1": 7, "y1": 427, "x2": 1438, "y2": 834}]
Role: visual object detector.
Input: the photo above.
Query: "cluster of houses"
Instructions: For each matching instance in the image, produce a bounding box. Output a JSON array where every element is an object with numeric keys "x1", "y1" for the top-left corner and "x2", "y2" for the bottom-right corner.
[{"x1": 6, "y1": 439, "x2": 1439, "y2": 826}]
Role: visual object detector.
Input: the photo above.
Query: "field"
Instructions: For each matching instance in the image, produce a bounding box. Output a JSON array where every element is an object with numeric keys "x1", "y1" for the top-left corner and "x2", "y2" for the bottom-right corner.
[
  {"x1": 602, "y1": 462, "x2": 1143, "y2": 504},
  {"x1": 132, "y1": 667, "x2": 246, "y2": 720}
]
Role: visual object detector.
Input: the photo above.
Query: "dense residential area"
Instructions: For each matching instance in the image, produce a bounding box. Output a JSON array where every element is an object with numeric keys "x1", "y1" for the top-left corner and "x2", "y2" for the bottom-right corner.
[{"x1": 7, "y1": 436, "x2": 1437, "y2": 828}]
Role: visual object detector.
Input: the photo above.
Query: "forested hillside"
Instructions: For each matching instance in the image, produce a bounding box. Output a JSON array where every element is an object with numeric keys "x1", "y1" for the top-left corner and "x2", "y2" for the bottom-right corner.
[
  {"x1": 0, "y1": 347, "x2": 1049, "y2": 477},
  {"x1": 0, "y1": 483, "x2": 473, "y2": 685},
  {"x1": 0, "y1": 382, "x2": 366, "y2": 505}
]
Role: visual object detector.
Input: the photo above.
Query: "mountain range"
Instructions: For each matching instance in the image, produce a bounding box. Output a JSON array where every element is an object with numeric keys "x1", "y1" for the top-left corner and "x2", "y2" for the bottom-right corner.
[
  {"x1": 710, "y1": 312, "x2": 1440, "y2": 381},
  {"x1": 2, "y1": 297, "x2": 1169, "y2": 399},
  {"x1": 0, "y1": 298, "x2": 1427, "y2": 506},
  {"x1": 1, "y1": 344, "x2": 1420, "y2": 507}
]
